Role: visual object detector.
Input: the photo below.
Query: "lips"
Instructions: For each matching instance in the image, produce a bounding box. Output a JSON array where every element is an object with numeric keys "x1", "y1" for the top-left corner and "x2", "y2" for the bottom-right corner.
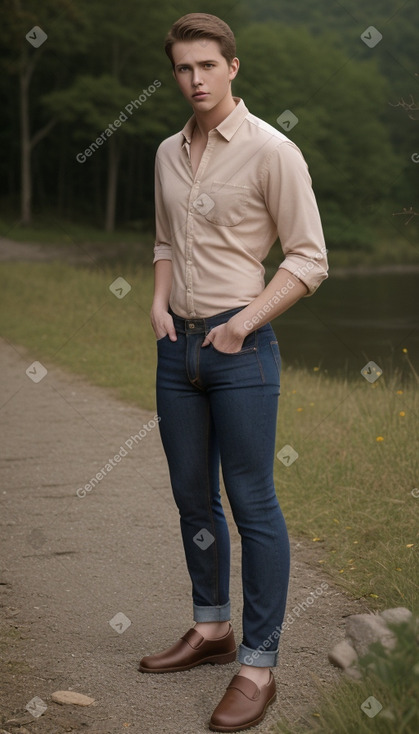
[{"x1": 193, "y1": 92, "x2": 208, "y2": 98}]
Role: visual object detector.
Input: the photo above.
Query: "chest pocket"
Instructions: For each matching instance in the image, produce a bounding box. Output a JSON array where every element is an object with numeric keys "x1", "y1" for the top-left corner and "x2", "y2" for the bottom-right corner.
[{"x1": 203, "y1": 181, "x2": 250, "y2": 227}]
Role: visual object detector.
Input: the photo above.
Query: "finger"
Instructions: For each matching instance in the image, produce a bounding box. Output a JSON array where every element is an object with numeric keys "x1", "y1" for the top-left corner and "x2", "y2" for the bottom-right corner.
[
  {"x1": 166, "y1": 316, "x2": 177, "y2": 341},
  {"x1": 201, "y1": 327, "x2": 214, "y2": 348}
]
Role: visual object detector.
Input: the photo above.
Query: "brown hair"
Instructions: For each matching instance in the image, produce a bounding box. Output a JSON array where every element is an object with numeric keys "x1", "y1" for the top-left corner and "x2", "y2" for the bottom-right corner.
[{"x1": 164, "y1": 13, "x2": 236, "y2": 68}]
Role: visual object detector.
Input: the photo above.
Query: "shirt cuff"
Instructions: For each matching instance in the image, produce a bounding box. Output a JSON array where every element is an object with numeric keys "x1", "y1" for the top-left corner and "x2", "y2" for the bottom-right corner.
[
  {"x1": 153, "y1": 243, "x2": 172, "y2": 264},
  {"x1": 278, "y1": 256, "x2": 328, "y2": 296}
]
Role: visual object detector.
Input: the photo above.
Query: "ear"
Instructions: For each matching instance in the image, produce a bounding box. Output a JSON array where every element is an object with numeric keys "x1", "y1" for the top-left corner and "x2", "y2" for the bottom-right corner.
[{"x1": 229, "y1": 57, "x2": 240, "y2": 82}]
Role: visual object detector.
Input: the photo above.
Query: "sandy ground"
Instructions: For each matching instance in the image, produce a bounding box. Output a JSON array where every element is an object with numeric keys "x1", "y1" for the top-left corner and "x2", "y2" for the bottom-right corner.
[{"x1": 0, "y1": 237, "x2": 369, "y2": 733}]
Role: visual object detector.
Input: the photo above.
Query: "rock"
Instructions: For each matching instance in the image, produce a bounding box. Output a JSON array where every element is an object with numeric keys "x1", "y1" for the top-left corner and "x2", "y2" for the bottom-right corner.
[
  {"x1": 345, "y1": 613, "x2": 395, "y2": 657},
  {"x1": 380, "y1": 607, "x2": 412, "y2": 625},
  {"x1": 328, "y1": 640, "x2": 358, "y2": 669},
  {"x1": 329, "y1": 607, "x2": 416, "y2": 680},
  {"x1": 51, "y1": 690, "x2": 95, "y2": 706}
]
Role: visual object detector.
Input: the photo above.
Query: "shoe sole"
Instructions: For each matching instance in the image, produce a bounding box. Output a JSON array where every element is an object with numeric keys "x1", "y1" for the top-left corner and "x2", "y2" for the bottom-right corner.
[
  {"x1": 138, "y1": 649, "x2": 237, "y2": 673},
  {"x1": 208, "y1": 692, "x2": 277, "y2": 732}
]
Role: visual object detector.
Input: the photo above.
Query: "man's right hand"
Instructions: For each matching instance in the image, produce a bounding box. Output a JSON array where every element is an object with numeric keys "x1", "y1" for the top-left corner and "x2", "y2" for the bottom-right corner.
[{"x1": 150, "y1": 307, "x2": 177, "y2": 341}]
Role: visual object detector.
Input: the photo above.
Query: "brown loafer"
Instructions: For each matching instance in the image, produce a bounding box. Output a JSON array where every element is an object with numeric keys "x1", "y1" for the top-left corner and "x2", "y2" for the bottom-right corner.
[
  {"x1": 138, "y1": 624, "x2": 236, "y2": 673},
  {"x1": 209, "y1": 672, "x2": 276, "y2": 731}
]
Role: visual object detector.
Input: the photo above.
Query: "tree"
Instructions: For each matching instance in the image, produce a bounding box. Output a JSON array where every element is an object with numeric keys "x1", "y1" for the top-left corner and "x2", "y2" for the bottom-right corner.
[
  {"x1": 234, "y1": 23, "x2": 399, "y2": 247},
  {"x1": 0, "y1": 0, "x2": 86, "y2": 225},
  {"x1": 41, "y1": 0, "x2": 187, "y2": 230}
]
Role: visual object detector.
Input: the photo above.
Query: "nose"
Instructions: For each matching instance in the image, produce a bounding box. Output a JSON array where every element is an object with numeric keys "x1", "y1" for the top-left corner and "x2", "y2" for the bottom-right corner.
[{"x1": 192, "y1": 68, "x2": 203, "y2": 87}]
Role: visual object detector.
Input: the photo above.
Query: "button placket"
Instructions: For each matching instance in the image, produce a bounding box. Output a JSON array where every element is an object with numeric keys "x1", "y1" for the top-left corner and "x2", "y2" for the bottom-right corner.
[{"x1": 184, "y1": 134, "x2": 216, "y2": 316}]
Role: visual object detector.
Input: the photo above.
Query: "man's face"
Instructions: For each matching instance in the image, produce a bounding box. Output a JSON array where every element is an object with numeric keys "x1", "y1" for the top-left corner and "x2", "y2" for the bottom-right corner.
[{"x1": 171, "y1": 39, "x2": 239, "y2": 112}]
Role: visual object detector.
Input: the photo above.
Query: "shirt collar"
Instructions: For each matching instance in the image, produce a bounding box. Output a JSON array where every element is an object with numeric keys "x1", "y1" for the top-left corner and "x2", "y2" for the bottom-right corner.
[{"x1": 181, "y1": 97, "x2": 248, "y2": 146}]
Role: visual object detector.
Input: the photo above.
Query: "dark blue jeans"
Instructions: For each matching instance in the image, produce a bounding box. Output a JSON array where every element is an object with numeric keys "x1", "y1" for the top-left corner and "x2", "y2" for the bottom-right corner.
[{"x1": 156, "y1": 306, "x2": 290, "y2": 667}]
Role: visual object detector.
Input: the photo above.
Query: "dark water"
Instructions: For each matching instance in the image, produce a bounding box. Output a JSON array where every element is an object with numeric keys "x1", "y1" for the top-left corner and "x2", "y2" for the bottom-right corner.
[{"x1": 271, "y1": 272, "x2": 419, "y2": 379}]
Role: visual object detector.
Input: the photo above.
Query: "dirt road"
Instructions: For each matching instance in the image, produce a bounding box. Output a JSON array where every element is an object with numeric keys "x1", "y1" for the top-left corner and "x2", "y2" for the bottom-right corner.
[{"x1": 0, "y1": 336, "x2": 367, "y2": 734}]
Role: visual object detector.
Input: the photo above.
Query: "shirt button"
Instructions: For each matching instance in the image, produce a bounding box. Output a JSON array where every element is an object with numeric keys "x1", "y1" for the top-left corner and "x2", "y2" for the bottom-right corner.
[{"x1": 187, "y1": 260, "x2": 192, "y2": 265}]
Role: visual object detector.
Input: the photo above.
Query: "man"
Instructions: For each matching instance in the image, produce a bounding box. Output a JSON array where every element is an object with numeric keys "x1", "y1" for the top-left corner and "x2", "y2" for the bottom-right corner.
[{"x1": 139, "y1": 12, "x2": 328, "y2": 732}]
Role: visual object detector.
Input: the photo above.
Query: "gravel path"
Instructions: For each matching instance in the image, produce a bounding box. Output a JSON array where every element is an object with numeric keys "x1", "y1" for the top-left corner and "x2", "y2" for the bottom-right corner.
[{"x1": 0, "y1": 332, "x2": 368, "y2": 734}]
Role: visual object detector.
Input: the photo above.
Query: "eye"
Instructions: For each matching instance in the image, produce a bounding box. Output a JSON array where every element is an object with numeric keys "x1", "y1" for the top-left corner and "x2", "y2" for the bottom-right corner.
[{"x1": 204, "y1": 63, "x2": 214, "y2": 69}]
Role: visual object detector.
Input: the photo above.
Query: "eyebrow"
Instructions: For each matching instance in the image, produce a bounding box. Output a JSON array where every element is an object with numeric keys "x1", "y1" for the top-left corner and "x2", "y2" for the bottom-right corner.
[{"x1": 174, "y1": 60, "x2": 218, "y2": 69}]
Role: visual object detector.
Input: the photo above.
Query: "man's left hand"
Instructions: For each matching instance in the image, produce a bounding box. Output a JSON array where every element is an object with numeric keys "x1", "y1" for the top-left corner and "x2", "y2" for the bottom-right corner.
[{"x1": 201, "y1": 321, "x2": 245, "y2": 353}]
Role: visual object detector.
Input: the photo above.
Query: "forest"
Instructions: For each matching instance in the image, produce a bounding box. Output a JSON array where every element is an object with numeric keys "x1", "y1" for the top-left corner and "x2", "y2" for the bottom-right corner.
[{"x1": 1, "y1": 0, "x2": 418, "y2": 250}]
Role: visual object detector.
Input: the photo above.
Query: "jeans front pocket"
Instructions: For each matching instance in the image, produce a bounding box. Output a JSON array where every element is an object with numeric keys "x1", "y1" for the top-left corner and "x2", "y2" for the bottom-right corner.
[{"x1": 210, "y1": 329, "x2": 257, "y2": 355}]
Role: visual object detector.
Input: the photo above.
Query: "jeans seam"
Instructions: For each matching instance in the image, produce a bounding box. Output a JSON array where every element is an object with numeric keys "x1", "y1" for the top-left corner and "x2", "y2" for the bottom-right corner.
[
  {"x1": 255, "y1": 331, "x2": 265, "y2": 383},
  {"x1": 269, "y1": 340, "x2": 280, "y2": 374},
  {"x1": 204, "y1": 404, "x2": 220, "y2": 606}
]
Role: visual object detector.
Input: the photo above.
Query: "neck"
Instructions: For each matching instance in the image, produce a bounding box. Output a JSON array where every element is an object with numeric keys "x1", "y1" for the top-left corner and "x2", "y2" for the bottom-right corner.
[{"x1": 193, "y1": 93, "x2": 237, "y2": 139}]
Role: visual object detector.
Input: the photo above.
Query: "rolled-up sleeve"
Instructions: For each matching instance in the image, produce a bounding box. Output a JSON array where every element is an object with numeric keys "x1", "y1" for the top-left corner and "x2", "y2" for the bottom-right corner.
[
  {"x1": 153, "y1": 152, "x2": 173, "y2": 263},
  {"x1": 261, "y1": 142, "x2": 328, "y2": 295}
]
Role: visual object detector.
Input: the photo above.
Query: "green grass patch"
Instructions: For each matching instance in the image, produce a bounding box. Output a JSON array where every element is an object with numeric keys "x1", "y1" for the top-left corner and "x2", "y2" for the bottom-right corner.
[
  {"x1": 274, "y1": 366, "x2": 418, "y2": 613},
  {"x1": 0, "y1": 262, "x2": 156, "y2": 408},
  {"x1": 0, "y1": 215, "x2": 152, "y2": 245}
]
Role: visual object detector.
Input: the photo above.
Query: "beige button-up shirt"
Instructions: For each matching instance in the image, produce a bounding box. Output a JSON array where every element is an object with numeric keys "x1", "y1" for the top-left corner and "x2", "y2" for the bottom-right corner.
[{"x1": 153, "y1": 97, "x2": 328, "y2": 318}]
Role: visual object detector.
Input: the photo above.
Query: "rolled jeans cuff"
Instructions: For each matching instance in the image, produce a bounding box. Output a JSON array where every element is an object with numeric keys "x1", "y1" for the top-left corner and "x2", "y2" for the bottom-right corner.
[
  {"x1": 193, "y1": 601, "x2": 231, "y2": 622},
  {"x1": 238, "y1": 642, "x2": 278, "y2": 668}
]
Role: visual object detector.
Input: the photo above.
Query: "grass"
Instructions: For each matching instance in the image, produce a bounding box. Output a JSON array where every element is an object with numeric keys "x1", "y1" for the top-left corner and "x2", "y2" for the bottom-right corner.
[
  {"x1": 273, "y1": 367, "x2": 418, "y2": 613},
  {"x1": 0, "y1": 214, "x2": 154, "y2": 246},
  {"x1": 1, "y1": 260, "x2": 418, "y2": 733},
  {"x1": 0, "y1": 262, "x2": 156, "y2": 408},
  {"x1": 275, "y1": 618, "x2": 419, "y2": 733}
]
